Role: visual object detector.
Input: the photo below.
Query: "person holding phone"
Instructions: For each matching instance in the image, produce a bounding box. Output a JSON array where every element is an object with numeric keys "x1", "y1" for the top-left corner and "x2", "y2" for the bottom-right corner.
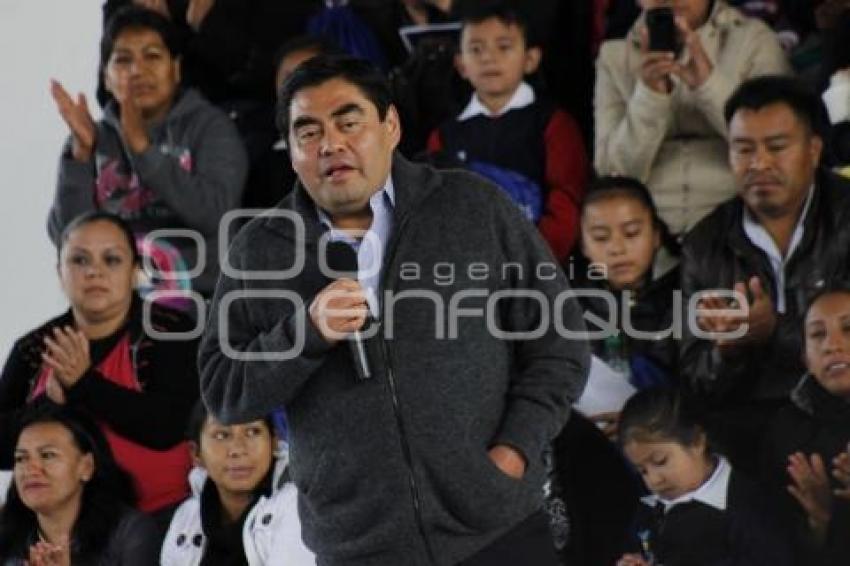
[{"x1": 594, "y1": 0, "x2": 790, "y2": 235}]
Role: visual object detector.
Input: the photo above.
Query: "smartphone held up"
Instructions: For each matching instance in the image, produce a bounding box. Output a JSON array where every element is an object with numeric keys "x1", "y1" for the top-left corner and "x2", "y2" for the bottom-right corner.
[{"x1": 645, "y1": 7, "x2": 680, "y2": 54}]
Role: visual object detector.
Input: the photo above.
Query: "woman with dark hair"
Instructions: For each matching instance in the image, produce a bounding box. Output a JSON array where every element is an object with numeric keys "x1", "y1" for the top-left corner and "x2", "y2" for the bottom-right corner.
[
  {"x1": 161, "y1": 402, "x2": 313, "y2": 565},
  {"x1": 0, "y1": 404, "x2": 159, "y2": 564},
  {"x1": 0, "y1": 211, "x2": 199, "y2": 523},
  {"x1": 760, "y1": 283, "x2": 850, "y2": 565},
  {"x1": 48, "y1": 5, "x2": 248, "y2": 301}
]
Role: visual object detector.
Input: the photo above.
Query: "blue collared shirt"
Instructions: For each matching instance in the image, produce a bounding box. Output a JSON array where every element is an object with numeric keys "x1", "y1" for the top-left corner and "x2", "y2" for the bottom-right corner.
[{"x1": 317, "y1": 177, "x2": 395, "y2": 317}]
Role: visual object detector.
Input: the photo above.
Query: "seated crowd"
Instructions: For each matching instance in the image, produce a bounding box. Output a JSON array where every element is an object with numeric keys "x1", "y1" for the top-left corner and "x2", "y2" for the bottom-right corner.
[{"x1": 2, "y1": 0, "x2": 850, "y2": 564}]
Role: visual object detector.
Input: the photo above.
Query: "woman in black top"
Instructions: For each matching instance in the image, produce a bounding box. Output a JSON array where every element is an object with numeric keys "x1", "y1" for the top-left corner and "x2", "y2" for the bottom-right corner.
[
  {"x1": 0, "y1": 404, "x2": 159, "y2": 565},
  {"x1": 760, "y1": 284, "x2": 850, "y2": 565},
  {"x1": 0, "y1": 211, "x2": 199, "y2": 520}
]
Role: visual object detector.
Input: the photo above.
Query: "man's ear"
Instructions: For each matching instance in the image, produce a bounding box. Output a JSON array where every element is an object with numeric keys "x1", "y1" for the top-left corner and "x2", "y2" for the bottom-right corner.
[
  {"x1": 810, "y1": 134, "x2": 824, "y2": 168},
  {"x1": 454, "y1": 53, "x2": 469, "y2": 80},
  {"x1": 79, "y1": 453, "x2": 95, "y2": 483},
  {"x1": 384, "y1": 104, "x2": 402, "y2": 149},
  {"x1": 523, "y1": 46, "x2": 542, "y2": 75},
  {"x1": 173, "y1": 57, "x2": 182, "y2": 85}
]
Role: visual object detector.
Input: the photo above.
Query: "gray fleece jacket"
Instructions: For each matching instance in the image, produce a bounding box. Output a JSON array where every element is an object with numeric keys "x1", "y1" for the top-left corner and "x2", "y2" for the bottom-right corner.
[
  {"x1": 48, "y1": 88, "x2": 248, "y2": 297},
  {"x1": 199, "y1": 155, "x2": 589, "y2": 566}
]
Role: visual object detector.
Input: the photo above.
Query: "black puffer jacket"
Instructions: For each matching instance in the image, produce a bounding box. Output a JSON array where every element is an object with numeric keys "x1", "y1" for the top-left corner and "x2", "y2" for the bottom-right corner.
[{"x1": 680, "y1": 170, "x2": 850, "y2": 405}]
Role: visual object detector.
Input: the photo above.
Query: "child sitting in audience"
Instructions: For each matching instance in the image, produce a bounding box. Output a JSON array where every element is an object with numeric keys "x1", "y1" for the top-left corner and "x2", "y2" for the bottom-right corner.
[
  {"x1": 617, "y1": 387, "x2": 793, "y2": 566},
  {"x1": 760, "y1": 284, "x2": 850, "y2": 565},
  {"x1": 426, "y1": 1, "x2": 588, "y2": 262},
  {"x1": 545, "y1": 176, "x2": 680, "y2": 565},
  {"x1": 161, "y1": 402, "x2": 314, "y2": 565},
  {"x1": 577, "y1": 175, "x2": 681, "y2": 405},
  {"x1": 49, "y1": 5, "x2": 248, "y2": 301}
]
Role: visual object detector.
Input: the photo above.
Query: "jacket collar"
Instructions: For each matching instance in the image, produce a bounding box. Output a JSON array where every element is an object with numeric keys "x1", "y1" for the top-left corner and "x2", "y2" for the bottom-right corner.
[
  {"x1": 578, "y1": 253, "x2": 680, "y2": 302},
  {"x1": 725, "y1": 172, "x2": 826, "y2": 262},
  {"x1": 641, "y1": 456, "x2": 732, "y2": 512},
  {"x1": 790, "y1": 373, "x2": 850, "y2": 421},
  {"x1": 260, "y1": 152, "x2": 437, "y2": 244},
  {"x1": 103, "y1": 88, "x2": 200, "y2": 132},
  {"x1": 35, "y1": 293, "x2": 141, "y2": 344},
  {"x1": 457, "y1": 82, "x2": 535, "y2": 121}
]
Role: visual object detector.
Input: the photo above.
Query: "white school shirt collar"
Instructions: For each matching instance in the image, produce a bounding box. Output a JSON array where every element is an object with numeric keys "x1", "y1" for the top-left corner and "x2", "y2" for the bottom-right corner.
[
  {"x1": 640, "y1": 455, "x2": 732, "y2": 513},
  {"x1": 456, "y1": 81, "x2": 535, "y2": 121}
]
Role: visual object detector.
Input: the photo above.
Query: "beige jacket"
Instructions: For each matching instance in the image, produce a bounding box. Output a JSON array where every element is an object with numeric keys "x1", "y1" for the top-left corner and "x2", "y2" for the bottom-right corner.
[{"x1": 594, "y1": 1, "x2": 790, "y2": 234}]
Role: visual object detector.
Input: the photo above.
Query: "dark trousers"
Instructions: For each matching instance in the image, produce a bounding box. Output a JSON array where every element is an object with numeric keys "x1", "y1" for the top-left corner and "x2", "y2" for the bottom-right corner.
[{"x1": 456, "y1": 511, "x2": 560, "y2": 566}]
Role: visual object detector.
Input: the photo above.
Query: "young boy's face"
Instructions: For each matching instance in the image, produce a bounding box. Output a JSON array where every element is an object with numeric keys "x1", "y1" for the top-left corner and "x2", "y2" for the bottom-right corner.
[{"x1": 457, "y1": 17, "x2": 540, "y2": 103}]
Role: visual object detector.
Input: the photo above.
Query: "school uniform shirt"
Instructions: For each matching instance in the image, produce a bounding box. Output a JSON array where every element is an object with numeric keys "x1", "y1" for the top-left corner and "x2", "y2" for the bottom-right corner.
[
  {"x1": 427, "y1": 82, "x2": 588, "y2": 262},
  {"x1": 626, "y1": 456, "x2": 793, "y2": 566}
]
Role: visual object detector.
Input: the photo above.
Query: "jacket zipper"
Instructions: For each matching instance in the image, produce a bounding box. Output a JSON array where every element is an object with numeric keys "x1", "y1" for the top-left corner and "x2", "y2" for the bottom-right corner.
[
  {"x1": 377, "y1": 212, "x2": 437, "y2": 565},
  {"x1": 380, "y1": 337, "x2": 437, "y2": 565}
]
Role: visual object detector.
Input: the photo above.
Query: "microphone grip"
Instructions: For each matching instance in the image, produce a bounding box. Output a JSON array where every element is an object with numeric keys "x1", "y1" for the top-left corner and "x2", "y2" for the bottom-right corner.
[{"x1": 349, "y1": 329, "x2": 372, "y2": 381}]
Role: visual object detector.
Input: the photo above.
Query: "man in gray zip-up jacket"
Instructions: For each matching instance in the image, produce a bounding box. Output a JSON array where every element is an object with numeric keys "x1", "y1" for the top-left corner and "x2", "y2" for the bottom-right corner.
[{"x1": 199, "y1": 55, "x2": 589, "y2": 566}]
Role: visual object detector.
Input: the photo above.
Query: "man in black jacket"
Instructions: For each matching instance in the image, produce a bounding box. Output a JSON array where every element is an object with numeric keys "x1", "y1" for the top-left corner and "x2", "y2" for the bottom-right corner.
[
  {"x1": 199, "y1": 55, "x2": 589, "y2": 566},
  {"x1": 680, "y1": 75, "x2": 850, "y2": 472}
]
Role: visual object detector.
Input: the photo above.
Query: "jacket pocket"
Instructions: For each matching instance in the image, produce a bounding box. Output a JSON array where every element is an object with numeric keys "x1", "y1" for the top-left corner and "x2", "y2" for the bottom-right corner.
[{"x1": 431, "y1": 444, "x2": 542, "y2": 533}]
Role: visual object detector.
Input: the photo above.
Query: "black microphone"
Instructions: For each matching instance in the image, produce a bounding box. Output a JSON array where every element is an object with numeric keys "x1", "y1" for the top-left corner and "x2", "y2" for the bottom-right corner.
[{"x1": 325, "y1": 241, "x2": 372, "y2": 381}]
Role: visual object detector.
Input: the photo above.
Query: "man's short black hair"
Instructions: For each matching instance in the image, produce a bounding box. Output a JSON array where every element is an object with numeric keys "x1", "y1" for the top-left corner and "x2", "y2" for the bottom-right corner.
[
  {"x1": 460, "y1": 1, "x2": 531, "y2": 45},
  {"x1": 276, "y1": 54, "x2": 392, "y2": 135},
  {"x1": 724, "y1": 75, "x2": 829, "y2": 137},
  {"x1": 100, "y1": 6, "x2": 182, "y2": 69}
]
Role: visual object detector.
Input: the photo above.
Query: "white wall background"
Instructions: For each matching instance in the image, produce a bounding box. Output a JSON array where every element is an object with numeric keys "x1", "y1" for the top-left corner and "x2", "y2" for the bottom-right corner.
[{"x1": 0, "y1": 1, "x2": 102, "y2": 360}]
